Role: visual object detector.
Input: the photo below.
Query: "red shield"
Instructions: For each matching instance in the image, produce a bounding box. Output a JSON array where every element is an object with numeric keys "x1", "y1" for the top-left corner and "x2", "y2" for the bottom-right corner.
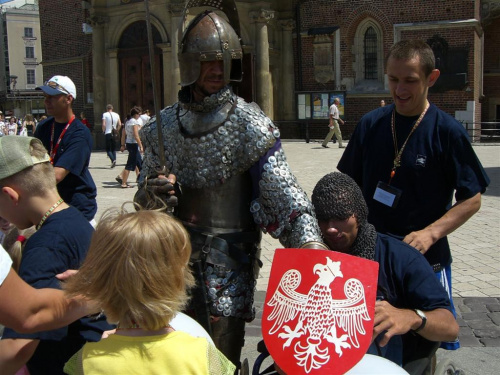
[{"x1": 262, "y1": 248, "x2": 379, "y2": 375}]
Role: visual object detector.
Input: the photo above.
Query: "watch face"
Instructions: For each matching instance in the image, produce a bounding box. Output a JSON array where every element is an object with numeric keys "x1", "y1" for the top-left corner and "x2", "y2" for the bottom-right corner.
[
  {"x1": 414, "y1": 309, "x2": 427, "y2": 333},
  {"x1": 415, "y1": 309, "x2": 427, "y2": 320}
]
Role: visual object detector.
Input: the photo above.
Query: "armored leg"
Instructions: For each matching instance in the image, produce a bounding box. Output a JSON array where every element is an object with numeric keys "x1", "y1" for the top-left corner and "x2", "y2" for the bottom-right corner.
[{"x1": 211, "y1": 316, "x2": 246, "y2": 368}]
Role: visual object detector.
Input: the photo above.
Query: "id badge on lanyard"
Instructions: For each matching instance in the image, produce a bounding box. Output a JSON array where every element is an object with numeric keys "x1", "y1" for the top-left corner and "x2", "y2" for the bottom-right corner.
[{"x1": 373, "y1": 181, "x2": 402, "y2": 208}]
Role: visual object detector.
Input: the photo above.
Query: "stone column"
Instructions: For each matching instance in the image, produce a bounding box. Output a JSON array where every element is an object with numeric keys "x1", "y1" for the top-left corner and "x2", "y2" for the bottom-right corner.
[
  {"x1": 107, "y1": 49, "x2": 120, "y2": 113},
  {"x1": 251, "y1": 9, "x2": 274, "y2": 117},
  {"x1": 90, "y1": 15, "x2": 107, "y2": 133},
  {"x1": 158, "y1": 43, "x2": 172, "y2": 106},
  {"x1": 279, "y1": 19, "x2": 295, "y2": 120},
  {"x1": 335, "y1": 29, "x2": 341, "y2": 88},
  {"x1": 169, "y1": 2, "x2": 184, "y2": 104}
]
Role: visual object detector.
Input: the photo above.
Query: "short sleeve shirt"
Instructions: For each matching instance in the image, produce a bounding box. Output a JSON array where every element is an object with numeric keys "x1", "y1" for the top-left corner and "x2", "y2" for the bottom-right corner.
[
  {"x1": 366, "y1": 233, "x2": 453, "y2": 365},
  {"x1": 338, "y1": 103, "x2": 490, "y2": 267},
  {"x1": 329, "y1": 103, "x2": 339, "y2": 120},
  {"x1": 125, "y1": 118, "x2": 141, "y2": 144},
  {"x1": 34, "y1": 117, "x2": 97, "y2": 221},
  {"x1": 102, "y1": 112, "x2": 120, "y2": 134},
  {"x1": 1, "y1": 207, "x2": 113, "y2": 374}
]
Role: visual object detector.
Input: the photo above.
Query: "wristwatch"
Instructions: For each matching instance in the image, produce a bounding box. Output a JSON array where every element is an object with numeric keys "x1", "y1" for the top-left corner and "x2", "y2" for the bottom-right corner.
[{"x1": 413, "y1": 309, "x2": 427, "y2": 333}]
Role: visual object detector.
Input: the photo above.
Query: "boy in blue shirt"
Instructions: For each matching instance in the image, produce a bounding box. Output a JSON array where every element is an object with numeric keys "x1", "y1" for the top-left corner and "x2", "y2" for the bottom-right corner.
[{"x1": 0, "y1": 136, "x2": 111, "y2": 375}]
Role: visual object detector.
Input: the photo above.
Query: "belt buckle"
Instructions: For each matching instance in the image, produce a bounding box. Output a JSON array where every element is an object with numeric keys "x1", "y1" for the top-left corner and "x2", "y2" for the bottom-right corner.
[{"x1": 202, "y1": 233, "x2": 214, "y2": 255}]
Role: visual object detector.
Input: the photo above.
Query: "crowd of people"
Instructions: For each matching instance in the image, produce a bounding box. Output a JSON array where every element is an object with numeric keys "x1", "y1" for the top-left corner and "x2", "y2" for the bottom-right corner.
[
  {"x1": 0, "y1": 7, "x2": 490, "y2": 375},
  {"x1": 0, "y1": 112, "x2": 47, "y2": 138}
]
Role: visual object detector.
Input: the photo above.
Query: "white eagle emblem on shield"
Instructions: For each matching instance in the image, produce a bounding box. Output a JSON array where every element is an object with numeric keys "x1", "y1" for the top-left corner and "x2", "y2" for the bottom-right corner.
[{"x1": 263, "y1": 249, "x2": 378, "y2": 374}]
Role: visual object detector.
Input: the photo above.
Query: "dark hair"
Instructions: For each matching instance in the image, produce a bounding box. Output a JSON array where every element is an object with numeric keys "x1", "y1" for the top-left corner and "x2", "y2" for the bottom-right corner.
[
  {"x1": 312, "y1": 172, "x2": 368, "y2": 224},
  {"x1": 386, "y1": 40, "x2": 435, "y2": 77},
  {"x1": 130, "y1": 106, "x2": 141, "y2": 117}
]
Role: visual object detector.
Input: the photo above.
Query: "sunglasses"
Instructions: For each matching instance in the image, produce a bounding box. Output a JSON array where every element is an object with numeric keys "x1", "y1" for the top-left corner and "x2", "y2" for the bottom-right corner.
[{"x1": 44, "y1": 80, "x2": 71, "y2": 96}]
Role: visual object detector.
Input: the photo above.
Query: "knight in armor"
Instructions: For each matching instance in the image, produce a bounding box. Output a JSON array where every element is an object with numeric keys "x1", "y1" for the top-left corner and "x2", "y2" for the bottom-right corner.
[{"x1": 136, "y1": 10, "x2": 327, "y2": 367}]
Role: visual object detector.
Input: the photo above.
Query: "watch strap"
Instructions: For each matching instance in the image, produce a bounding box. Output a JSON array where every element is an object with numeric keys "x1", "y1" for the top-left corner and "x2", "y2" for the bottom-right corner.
[{"x1": 413, "y1": 309, "x2": 427, "y2": 333}]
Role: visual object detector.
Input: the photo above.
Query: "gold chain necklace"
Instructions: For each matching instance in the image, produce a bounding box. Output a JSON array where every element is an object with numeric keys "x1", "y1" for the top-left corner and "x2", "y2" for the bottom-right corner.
[
  {"x1": 389, "y1": 103, "x2": 429, "y2": 183},
  {"x1": 36, "y1": 198, "x2": 64, "y2": 230}
]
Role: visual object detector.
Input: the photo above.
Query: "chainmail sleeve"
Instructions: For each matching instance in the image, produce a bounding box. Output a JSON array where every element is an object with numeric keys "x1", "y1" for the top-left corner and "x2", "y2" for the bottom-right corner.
[{"x1": 249, "y1": 141, "x2": 323, "y2": 248}]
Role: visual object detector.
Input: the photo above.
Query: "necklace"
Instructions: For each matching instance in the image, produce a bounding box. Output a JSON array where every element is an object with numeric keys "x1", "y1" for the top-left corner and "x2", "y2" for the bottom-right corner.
[
  {"x1": 36, "y1": 198, "x2": 64, "y2": 230},
  {"x1": 389, "y1": 103, "x2": 429, "y2": 183}
]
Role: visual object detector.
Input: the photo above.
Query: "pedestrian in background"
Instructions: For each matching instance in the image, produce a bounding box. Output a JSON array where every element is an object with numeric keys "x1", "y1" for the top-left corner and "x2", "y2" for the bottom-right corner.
[
  {"x1": 80, "y1": 112, "x2": 92, "y2": 133},
  {"x1": 322, "y1": 97, "x2": 345, "y2": 148},
  {"x1": 102, "y1": 104, "x2": 122, "y2": 169},
  {"x1": 118, "y1": 106, "x2": 143, "y2": 188}
]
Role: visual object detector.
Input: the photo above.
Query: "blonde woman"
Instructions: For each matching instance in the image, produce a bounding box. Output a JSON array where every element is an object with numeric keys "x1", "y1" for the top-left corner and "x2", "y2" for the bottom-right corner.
[{"x1": 63, "y1": 209, "x2": 235, "y2": 374}]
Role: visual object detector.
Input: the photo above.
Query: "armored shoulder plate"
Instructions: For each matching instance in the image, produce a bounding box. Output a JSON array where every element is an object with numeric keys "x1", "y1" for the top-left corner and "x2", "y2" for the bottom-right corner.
[{"x1": 141, "y1": 97, "x2": 281, "y2": 189}]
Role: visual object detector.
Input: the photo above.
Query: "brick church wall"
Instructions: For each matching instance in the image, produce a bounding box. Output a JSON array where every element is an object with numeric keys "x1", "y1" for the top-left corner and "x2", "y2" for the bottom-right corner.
[
  {"x1": 38, "y1": 0, "x2": 93, "y2": 126},
  {"x1": 291, "y1": 0, "x2": 480, "y2": 140}
]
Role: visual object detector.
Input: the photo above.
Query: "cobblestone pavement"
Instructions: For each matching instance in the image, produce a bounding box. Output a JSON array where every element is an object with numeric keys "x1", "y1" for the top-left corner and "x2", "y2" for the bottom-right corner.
[{"x1": 90, "y1": 141, "x2": 500, "y2": 374}]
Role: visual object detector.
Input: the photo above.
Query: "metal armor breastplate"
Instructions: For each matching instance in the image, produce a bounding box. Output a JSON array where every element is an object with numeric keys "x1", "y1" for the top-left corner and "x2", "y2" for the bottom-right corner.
[{"x1": 177, "y1": 170, "x2": 256, "y2": 232}]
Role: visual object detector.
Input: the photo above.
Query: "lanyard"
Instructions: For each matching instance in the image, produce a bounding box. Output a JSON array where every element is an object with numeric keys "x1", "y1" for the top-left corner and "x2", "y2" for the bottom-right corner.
[
  {"x1": 50, "y1": 115, "x2": 75, "y2": 164},
  {"x1": 389, "y1": 103, "x2": 429, "y2": 184}
]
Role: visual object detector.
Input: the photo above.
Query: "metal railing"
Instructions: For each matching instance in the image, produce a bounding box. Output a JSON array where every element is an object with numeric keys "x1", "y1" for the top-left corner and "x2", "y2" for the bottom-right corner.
[{"x1": 463, "y1": 121, "x2": 500, "y2": 143}]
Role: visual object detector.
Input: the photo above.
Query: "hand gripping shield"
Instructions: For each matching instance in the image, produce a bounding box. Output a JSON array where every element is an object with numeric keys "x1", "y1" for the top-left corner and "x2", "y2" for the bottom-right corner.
[{"x1": 263, "y1": 248, "x2": 379, "y2": 375}]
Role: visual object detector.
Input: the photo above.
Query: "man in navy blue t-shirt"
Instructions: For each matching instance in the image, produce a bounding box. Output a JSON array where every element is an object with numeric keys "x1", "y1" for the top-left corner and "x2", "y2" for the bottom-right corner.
[
  {"x1": 35, "y1": 75, "x2": 97, "y2": 224},
  {"x1": 338, "y1": 39, "x2": 489, "y2": 370}
]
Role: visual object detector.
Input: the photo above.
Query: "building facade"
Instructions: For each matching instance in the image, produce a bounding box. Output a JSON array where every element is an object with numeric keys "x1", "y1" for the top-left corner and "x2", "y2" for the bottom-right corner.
[
  {"x1": 0, "y1": 0, "x2": 45, "y2": 118},
  {"x1": 37, "y1": 0, "x2": 499, "y2": 146}
]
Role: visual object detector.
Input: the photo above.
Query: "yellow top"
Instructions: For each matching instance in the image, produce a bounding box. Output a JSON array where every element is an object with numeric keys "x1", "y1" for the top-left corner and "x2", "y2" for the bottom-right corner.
[{"x1": 64, "y1": 330, "x2": 235, "y2": 375}]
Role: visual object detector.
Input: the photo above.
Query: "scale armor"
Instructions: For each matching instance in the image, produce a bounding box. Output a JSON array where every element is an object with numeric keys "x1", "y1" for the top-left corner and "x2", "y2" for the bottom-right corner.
[{"x1": 141, "y1": 87, "x2": 322, "y2": 321}]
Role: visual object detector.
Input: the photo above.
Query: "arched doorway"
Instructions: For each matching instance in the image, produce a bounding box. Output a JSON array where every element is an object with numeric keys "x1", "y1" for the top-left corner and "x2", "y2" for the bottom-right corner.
[{"x1": 118, "y1": 21, "x2": 163, "y2": 118}]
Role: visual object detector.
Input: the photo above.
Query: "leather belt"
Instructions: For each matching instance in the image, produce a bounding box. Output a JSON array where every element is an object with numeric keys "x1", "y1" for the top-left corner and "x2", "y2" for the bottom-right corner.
[{"x1": 187, "y1": 228, "x2": 261, "y2": 270}]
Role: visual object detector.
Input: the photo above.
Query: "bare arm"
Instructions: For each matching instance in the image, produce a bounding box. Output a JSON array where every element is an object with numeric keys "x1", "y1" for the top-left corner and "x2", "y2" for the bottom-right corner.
[
  {"x1": 373, "y1": 301, "x2": 459, "y2": 346},
  {"x1": 101, "y1": 117, "x2": 106, "y2": 133},
  {"x1": 404, "y1": 193, "x2": 481, "y2": 253},
  {"x1": 54, "y1": 166, "x2": 70, "y2": 184},
  {"x1": 0, "y1": 268, "x2": 92, "y2": 333},
  {"x1": 133, "y1": 125, "x2": 143, "y2": 153},
  {"x1": 120, "y1": 124, "x2": 127, "y2": 152},
  {"x1": 0, "y1": 338, "x2": 38, "y2": 374}
]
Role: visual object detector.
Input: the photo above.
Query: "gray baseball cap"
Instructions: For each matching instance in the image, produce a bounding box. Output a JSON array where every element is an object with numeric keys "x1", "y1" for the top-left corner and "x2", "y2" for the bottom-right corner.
[{"x1": 0, "y1": 136, "x2": 50, "y2": 180}]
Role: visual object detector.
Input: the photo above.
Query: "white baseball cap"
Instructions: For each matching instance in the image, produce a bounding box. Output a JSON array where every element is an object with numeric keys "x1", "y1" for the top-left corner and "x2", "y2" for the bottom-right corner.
[{"x1": 37, "y1": 75, "x2": 77, "y2": 99}]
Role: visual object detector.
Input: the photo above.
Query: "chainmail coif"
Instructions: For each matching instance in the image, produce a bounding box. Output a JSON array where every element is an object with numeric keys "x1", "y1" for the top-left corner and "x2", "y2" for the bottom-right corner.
[{"x1": 312, "y1": 172, "x2": 377, "y2": 260}]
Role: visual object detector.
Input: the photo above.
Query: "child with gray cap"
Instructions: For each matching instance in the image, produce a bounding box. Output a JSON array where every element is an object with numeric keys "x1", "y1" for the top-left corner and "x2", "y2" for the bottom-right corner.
[{"x1": 0, "y1": 136, "x2": 112, "y2": 374}]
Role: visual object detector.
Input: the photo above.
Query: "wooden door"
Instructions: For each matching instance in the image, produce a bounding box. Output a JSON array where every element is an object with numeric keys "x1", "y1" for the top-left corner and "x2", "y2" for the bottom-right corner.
[
  {"x1": 120, "y1": 53, "x2": 161, "y2": 117},
  {"x1": 118, "y1": 21, "x2": 163, "y2": 118}
]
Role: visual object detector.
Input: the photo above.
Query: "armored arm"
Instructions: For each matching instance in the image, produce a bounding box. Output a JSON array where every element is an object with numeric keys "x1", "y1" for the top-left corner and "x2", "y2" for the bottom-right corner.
[{"x1": 250, "y1": 141, "x2": 327, "y2": 250}]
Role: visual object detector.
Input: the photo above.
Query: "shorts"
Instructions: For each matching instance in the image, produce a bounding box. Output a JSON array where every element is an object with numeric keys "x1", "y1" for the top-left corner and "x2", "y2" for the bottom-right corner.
[{"x1": 435, "y1": 264, "x2": 460, "y2": 350}]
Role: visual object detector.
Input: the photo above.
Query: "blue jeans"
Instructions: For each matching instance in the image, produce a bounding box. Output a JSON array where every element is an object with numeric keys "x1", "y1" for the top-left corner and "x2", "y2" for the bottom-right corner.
[{"x1": 105, "y1": 133, "x2": 116, "y2": 162}]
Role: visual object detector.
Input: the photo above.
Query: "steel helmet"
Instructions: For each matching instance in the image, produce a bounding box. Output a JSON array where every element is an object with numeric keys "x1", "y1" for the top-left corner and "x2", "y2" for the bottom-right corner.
[{"x1": 179, "y1": 10, "x2": 243, "y2": 87}]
